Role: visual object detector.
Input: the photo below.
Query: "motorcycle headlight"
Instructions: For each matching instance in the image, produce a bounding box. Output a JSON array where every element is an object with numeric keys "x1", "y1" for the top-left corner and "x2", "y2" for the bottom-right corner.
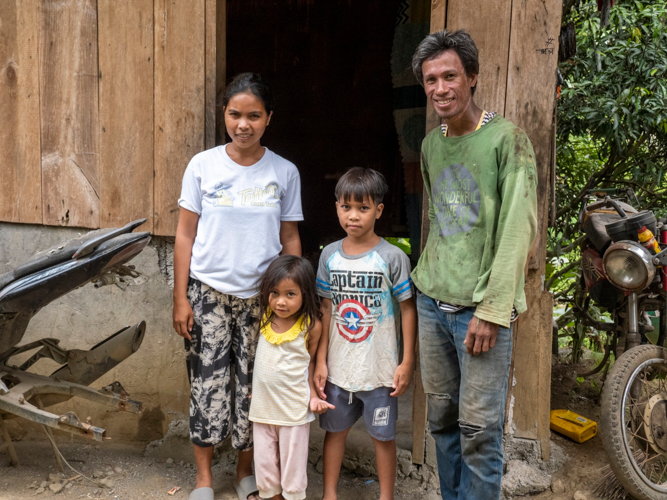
[{"x1": 603, "y1": 241, "x2": 656, "y2": 292}]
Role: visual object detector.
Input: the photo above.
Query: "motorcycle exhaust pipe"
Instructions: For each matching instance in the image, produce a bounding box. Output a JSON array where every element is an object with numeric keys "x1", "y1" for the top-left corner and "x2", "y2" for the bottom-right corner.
[{"x1": 35, "y1": 322, "x2": 146, "y2": 408}]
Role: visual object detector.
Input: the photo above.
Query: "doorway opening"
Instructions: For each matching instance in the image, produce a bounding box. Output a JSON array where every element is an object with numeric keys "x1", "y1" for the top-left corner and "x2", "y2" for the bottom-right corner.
[{"x1": 226, "y1": 0, "x2": 430, "y2": 259}]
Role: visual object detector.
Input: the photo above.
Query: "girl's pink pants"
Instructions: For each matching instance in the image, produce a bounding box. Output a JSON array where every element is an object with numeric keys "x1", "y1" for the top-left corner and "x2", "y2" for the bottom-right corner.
[{"x1": 253, "y1": 422, "x2": 310, "y2": 500}]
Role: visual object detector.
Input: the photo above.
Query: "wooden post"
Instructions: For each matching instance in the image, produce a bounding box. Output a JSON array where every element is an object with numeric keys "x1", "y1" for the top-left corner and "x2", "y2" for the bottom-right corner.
[
  {"x1": 411, "y1": 0, "x2": 447, "y2": 466},
  {"x1": 504, "y1": 0, "x2": 562, "y2": 460},
  {"x1": 215, "y1": 0, "x2": 227, "y2": 147}
]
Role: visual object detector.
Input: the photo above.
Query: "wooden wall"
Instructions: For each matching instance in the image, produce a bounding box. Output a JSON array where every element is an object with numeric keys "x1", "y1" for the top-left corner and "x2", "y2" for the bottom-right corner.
[
  {"x1": 414, "y1": 0, "x2": 562, "y2": 461},
  {"x1": 0, "y1": 0, "x2": 224, "y2": 236}
]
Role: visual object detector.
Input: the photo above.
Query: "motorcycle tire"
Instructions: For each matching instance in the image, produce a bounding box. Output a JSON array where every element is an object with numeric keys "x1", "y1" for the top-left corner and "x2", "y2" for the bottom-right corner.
[{"x1": 601, "y1": 345, "x2": 667, "y2": 500}]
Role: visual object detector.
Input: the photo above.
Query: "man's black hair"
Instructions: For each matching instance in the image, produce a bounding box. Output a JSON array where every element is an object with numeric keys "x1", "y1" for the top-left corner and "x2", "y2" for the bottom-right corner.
[{"x1": 412, "y1": 30, "x2": 480, "y2": 95}]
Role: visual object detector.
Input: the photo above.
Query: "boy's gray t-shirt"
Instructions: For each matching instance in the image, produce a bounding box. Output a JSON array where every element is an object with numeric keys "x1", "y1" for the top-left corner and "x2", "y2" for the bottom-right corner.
[{"x1": 316, "y1": 238, "x2": 413, "y2": 392}]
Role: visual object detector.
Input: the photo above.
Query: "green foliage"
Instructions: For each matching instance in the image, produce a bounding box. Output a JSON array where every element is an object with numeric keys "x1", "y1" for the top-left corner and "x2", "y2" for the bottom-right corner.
[
  {"x1": 550, "y1": 0, "x2": 667, "y2": 364},
  {"x1": 553, "y1": 0, "x2": 667, "y2": 258},
  {"x1": 559, "y1": 0, "x2": 667, "y2": 156}
]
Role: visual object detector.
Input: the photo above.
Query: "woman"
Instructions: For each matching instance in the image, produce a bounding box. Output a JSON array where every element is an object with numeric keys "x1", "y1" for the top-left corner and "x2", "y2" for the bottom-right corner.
[{"x1": 173, "y1": 73, "x2": 302, "y2": 500}]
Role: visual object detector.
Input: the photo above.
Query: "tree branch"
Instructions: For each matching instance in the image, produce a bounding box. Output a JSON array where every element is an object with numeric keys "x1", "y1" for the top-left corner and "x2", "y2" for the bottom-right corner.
[
  {"x1": 546, "y1": 260, "x2": 579, "y2": 291},
  {"x1": 548, "y1": 235, "x2": 587, "y2": 259}
]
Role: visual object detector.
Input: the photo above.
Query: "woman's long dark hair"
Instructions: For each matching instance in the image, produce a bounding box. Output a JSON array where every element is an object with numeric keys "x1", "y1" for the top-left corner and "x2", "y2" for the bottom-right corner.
[{"x1": 259, "y1": 255, "x2": 321, "y2": 332}]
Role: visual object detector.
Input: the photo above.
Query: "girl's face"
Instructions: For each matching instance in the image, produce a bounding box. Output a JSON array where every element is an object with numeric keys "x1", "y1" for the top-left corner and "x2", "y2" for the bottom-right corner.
[
  {"x1": 223, "y1": 92, "x2": 272, "y2": 150},
  {"x1": 268, "y1": 278, "x2": 303, "y2": 322}
]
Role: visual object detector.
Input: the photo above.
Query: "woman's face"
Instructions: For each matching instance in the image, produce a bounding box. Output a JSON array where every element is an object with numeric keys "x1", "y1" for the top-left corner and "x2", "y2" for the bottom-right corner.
[{"x1": 224, "y1": 92, "x2": 272, "y2": 150}]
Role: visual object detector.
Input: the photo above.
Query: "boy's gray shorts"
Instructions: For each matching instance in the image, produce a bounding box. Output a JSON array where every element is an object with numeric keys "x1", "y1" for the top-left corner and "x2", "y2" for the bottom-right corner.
[{"x1": 319, "y1": 382, "x2": 398, "y2": 441}]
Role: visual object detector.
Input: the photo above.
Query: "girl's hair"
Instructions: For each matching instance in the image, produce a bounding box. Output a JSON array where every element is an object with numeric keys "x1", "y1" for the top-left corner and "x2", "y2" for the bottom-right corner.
[
  {"x1": 223, "y1": 72, "x2": 274, "y2": 114},
  {"x1": 259, "y1": 255, "x2": 321, "y2": 331}
]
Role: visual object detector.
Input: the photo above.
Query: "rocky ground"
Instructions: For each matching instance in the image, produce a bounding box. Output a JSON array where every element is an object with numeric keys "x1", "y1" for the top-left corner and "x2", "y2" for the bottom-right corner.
[
  {"x1": 0, "y1": 438, "x2": 439, "y2": 500},
  {"x1": 0, "y1": 354, "x2": 620, "y2": 500}
]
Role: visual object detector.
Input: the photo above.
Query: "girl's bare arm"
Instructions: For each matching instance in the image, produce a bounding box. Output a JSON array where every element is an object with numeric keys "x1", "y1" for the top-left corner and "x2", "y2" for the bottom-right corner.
[{"x1": 307, "y1": 319, "x2": 334, "y2": 413}]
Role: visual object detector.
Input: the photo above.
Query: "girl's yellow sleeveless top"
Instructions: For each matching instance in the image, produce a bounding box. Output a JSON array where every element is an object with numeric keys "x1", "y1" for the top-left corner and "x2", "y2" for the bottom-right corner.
[{"x1": 249, "y1": 314, "x2": 315, "y2": 426}]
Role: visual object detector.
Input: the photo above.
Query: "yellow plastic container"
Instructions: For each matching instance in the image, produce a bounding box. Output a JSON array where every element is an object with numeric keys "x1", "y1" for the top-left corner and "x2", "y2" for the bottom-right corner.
[{"x1": 549, "y1": 409, "x2": 598, "y2": 443}]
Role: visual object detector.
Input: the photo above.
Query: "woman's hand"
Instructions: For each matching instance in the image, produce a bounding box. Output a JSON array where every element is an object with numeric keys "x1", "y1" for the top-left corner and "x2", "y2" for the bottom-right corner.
[
  {"x1": 310, "y1": 397, "x2": 335, "y2": 414},
  {"x1": 173, "y1": 298, "x2": 194, "y2": 340}
]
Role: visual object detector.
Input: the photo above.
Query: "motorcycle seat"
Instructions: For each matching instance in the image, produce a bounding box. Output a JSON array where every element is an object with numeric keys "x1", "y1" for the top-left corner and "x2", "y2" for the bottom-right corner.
[{"x1": 0, "y1": 219, "x2": 146, "y2": 293}]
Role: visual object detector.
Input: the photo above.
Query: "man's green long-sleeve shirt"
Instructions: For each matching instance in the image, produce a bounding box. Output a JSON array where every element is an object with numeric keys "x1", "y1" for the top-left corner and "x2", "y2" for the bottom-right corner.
[{"x1": 411, "y1": 116, "x2": 538, "y2": 328}]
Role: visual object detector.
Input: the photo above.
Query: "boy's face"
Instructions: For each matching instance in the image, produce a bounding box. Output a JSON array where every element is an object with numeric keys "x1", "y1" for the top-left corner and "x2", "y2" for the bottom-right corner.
[{"x1": 336, "y1": 196, "x2": 384, "y2": 240}]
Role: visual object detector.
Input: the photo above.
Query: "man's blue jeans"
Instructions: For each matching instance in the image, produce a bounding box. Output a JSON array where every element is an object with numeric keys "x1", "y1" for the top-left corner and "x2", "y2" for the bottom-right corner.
[{"x1": 417, "y1": 292, "x2": 512, "y2": 500}]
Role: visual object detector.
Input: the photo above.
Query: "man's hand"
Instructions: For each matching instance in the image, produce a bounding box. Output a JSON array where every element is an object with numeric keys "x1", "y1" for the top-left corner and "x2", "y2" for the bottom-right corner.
[
  {"x1": 173, "y1": 299, "x2": 194, "y2": 341},
  {"x1": 310, "y1": 397, "x2": 335, "y2": 414},
  {"x1": 464, "y1": 317, "x2": 500, "y2": 356},
  {"x1": 314, "y1": 361, "x2": 328, "y2": 400},
  {"x1": 390, "y1": 361, "x2": 414, "y2": 397}
]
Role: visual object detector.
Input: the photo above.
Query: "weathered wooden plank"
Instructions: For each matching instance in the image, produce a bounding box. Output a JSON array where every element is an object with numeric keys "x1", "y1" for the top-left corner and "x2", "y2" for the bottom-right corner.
[
  {"x1": 504, "y1": 0, "x2": 562, "y2": 457},
  {"x1": 154, "y1": 0, "x2": 207, "y2": 236},
  {"x1": 446, "y1": 0, "x2": 512, "y2": 113},
  {"x1": 215, "y1": 0, "x2": 226, "y2": 146},
  {"x1": 0, "y1": 0, "x2": 42, "y2": 224},
  {"x1": 98, "y1": 0, "x2": 154, "y2": 232},
  {"x1": 504, "y1": 0, "x2": 562, "y2": 270},
  {"x1": 430, "y1": 0, "x2": 446, "y2": 32},
  {"x1": 39, "y1": 0, "x2": 100, "y2": 228},
  {"x1": 413, "y1": 0, "x2": 448, "y2": 466},
  {"x1": 205, "y1": 0, "x2": 216, "y2": 149},
  {"x1": 424, "y1": 0, "x2": 446, "y2": 134}
]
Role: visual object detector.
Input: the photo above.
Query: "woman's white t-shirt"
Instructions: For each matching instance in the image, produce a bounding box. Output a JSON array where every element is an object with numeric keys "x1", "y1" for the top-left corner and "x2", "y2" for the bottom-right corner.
[{"x1": 178, "y1": 145, "x2": 303, "y2": 298}]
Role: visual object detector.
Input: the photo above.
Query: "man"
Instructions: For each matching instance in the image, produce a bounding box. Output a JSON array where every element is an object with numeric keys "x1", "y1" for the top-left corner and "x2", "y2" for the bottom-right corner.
[{"x1": 411, "y1": 30, "x2": 537, "y2": 499}]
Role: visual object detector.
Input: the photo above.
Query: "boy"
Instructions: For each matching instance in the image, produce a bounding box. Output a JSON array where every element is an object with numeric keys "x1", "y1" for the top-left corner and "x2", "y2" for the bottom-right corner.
[{"x1": 314, "y1": 167, "x2": 417, "y2": 500}]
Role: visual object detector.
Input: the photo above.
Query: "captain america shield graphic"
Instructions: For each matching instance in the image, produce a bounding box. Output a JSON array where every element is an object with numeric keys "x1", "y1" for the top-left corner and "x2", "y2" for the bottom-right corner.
[{"x1": 336, "y1": 299, "x2": 376, "y2": 343}]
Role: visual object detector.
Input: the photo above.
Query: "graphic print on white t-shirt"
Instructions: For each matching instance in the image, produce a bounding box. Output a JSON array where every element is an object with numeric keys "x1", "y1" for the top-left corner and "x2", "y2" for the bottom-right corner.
[
  {"x1": 204, "y1": 183, "x2": 235, "y2": 207},
  {"x1": 178, "y1": 146, "x2": 303, "y2": 298},
  {"x1": 330, "y1": 269, "x2": 382, "y2": 343},
  {"x1": 204, "y1": 181, "x2": 280, "y2": 208},
  {"x1": 316, "y1": 239, "x2": 413, "y2": 392}
]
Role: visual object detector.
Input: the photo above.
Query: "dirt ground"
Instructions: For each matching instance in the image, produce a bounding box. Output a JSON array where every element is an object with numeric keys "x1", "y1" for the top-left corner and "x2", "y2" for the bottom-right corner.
[
  {"x1": 0, "y1": 356, "x2": 618, "y2": 500},
  {"x1": 532, "y1": 357, "x2": 611, "y2": 500}
]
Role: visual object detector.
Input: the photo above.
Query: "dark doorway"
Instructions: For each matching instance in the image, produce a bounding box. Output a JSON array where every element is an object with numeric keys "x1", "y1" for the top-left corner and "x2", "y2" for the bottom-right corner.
[{"x1": 226, "y1": 0, "x2": 409, "y2": 257}]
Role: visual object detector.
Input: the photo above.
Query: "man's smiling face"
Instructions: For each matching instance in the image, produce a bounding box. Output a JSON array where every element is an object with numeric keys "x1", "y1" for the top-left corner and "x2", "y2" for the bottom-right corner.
[{"x1": 422, "y1": 49, "x2": 478, "y2": 122}]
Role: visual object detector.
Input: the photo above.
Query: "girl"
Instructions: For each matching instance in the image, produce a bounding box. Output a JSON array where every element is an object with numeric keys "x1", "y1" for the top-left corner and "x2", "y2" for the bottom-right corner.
[
  {"x1": 173, "y1": 73, "x2": 302, "y2": 500},
  {"x1": 249, "y1": 255, "x2": 333, "y2": 500}
]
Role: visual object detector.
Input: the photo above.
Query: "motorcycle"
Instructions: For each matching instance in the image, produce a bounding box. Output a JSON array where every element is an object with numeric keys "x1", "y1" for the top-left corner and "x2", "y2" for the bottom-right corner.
[
  {"x1": 575, "y1": 190, "x2": 667, "y2": 499},
  {"x1": 0, "y1": 219, "x2": 150, "y2": 466}
]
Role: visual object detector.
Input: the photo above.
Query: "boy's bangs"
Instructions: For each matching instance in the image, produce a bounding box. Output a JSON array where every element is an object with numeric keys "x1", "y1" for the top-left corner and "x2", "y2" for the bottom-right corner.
[
  {"x1": 335, "y1": 167, "x2": 387, "y2": 205},
  {"x1": 339, "y1": 184, "x2": 375, "y2": 204}
]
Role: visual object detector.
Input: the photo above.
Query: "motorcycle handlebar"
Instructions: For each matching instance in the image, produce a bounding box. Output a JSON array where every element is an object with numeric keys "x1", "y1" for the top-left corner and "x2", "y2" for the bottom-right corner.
[{"x1": 580, "y1": 196, "x2": 627, "y2": 220}]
